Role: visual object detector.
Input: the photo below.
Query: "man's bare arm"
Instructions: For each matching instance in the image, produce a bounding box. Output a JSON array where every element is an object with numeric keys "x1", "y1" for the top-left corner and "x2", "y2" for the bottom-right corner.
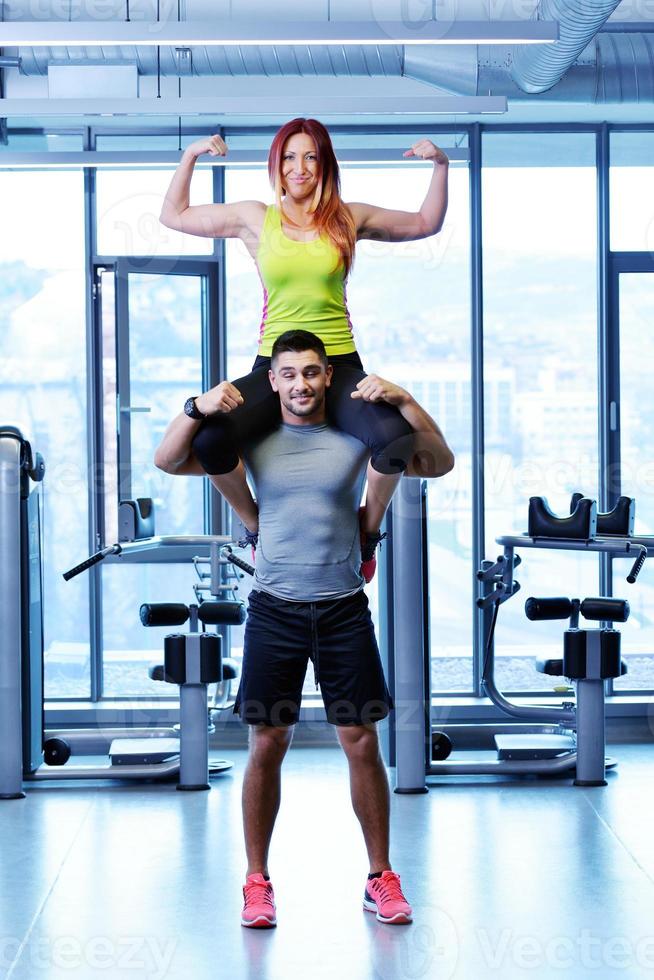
[
  {"x1": 153, "y1": 382, "x2": 259, "y2": 532},
  {"x1": 153, "y1": 411, "x2": 206, "y2": 475},
  {"x1": 154, "y1": 380, "x2": 245, "y2": 475},
  {"x1": 351, "y1": 375, "x2": 455, "y2": 478}
]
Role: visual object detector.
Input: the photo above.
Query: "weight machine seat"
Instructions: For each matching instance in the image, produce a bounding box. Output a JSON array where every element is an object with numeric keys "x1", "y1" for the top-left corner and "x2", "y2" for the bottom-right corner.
[{"x1": 536, "y1": 658, "x2": 628, "y2": 677}]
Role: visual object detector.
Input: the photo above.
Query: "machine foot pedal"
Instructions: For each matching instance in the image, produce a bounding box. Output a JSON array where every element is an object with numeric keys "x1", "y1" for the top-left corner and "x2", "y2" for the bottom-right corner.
[
  {"x1": 495, "y1": 734, "x2": 575, "y2": 761},
  {"x1": 208, "y1": 759, "x2": 234, "y2": 775},
  {"x1": 109, "y1": 737, "x2": 179, "y2": 766}
]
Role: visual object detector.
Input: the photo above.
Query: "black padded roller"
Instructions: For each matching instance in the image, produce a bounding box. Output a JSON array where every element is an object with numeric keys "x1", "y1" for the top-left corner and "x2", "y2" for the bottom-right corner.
[
  {"x1": 528, "y1": 496, "x2": 597, "y2": 540},
  {"x1": 198, "y1": 600, "x2": 246, "y2": 626},
  {"x1": 570, "y1": 493, "x2": 635, "y2": 537},
  {"x1": 563, "y1": 629, "x2": 623, "y2": 680},
  {"x1": 580, "y1": 598, "x2": 630, "y2": 623},
  {"x1": 525, "y1": 597, "x2": 573, "y2": 621},
  {"x1": 200, "y1": 633, "x2": 223, "y2": 684},
  {"x1": 163, "y1": 634, "x2": 186, "y2": 685},
  {"x1": 140, "y1": 603, "x2": 189, "y2": 627}
]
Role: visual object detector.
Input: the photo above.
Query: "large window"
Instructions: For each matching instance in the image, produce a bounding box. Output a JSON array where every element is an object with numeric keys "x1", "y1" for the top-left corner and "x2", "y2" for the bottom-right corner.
[
  {"x1": 337, "y1": 163, "x2": 471, "y2": 694},
  {"x1": 0, "y1": 170, "x2": 90, "y2": 697},
  {"x1": 6, "y1": 125, "x2": 653, "y2": 708},
  {"x1": 614, "y1": 271, "x2": 654, "y2": 691},
  {"x1": 608, "y1": 133, "x2": 654, "y2": 691},
  {"x1": 95, "y1": 169, "x2": 214, "y2": 258},
  {"x1": 482, "y1": 133, "x2": 599, "y2": 692},
  {"x1": 609, "y1": 132, "x2": 654, "y2": 252}
]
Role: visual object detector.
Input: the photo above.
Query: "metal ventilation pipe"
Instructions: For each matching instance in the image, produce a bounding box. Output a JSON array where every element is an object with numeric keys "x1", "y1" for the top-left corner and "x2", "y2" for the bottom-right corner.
[
  {"x1": 481, "y1": 34, "x2": 654, "y2": 103},
  {"x1": 15, "y1": 34, "x2": 654, "y2": 104},
  {"x1": 510, "y1": 0, "x2": 623, "y2": 94},
  {"x1": 16, "y1": 44, "x2": 405, "y2": 78}
]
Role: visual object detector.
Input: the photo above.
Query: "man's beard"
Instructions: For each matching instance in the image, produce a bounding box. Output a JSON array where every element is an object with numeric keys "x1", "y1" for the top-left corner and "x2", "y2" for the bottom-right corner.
[{"x1": 283, "y1": 391, "x2": 324, "y2": 417}]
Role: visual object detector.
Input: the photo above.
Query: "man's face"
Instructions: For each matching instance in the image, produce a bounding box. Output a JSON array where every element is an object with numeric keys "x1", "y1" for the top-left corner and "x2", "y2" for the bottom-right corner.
[{"x1": 269, "y1": 349, "x2": 333, "y2": 424}]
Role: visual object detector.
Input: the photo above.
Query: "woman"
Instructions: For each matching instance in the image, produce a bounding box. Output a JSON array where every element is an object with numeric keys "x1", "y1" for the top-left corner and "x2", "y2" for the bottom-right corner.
[{"x1": 159, "y1": 118, "x2": 449, "y2": 556}]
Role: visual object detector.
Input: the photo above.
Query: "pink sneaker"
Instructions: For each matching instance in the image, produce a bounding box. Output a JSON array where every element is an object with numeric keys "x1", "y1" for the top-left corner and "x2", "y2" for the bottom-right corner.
[
  {"x1": 363, "y1": 870, "x2": 413, "y2": 924},
  {"x1": 241, "y1": 872, "x2": 277, "y2": 928}
]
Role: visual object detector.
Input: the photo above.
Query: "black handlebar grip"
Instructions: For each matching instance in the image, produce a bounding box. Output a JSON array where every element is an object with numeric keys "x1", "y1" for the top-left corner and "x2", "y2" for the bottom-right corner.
[
  {"x1": 627, "y1": 549, "x2": 647, "y2": 584},
  {"x1": 580, "y1": 598, "x2": 630, "y2": 623},
  {"x1": 62, "y1": 544, "x2": 121, "y2": 581},
  {"x1": 525, "y1": 597, "x2": 573, "y2": 621},
  {"x1": 221, "y1": 546, "x2": 255, "y2": 577}
]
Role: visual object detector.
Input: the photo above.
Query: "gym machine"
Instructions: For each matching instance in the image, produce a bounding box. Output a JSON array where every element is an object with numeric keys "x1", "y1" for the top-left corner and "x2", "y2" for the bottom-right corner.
[
  {"x1": 392, "y1": 484, "x2": 650, "y2": 791},
  {"x1": 0, "y1": 427, "x2": 246, "y2": 799}
]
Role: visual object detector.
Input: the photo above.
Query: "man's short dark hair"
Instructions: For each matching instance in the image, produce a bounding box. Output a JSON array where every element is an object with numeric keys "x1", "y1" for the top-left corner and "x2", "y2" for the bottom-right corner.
[{"x1": 270, "y1": 329, "x2": 328, "y2": 368}]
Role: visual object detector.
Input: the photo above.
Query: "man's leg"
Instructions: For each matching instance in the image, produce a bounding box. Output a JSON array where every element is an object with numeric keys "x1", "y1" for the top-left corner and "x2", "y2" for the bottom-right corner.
[
  {"x1": 242, "y1": 723, "x2": 295, "y2": 877},
  {"x1": 336, "y1": 723, "x2": 391, "y2": 874}
]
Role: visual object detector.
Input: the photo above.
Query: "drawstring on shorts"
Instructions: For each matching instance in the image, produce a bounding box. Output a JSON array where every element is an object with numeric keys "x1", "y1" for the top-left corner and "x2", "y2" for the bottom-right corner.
[{"x1": 309, "y1": 602, "x2": 320, "y2": 689}]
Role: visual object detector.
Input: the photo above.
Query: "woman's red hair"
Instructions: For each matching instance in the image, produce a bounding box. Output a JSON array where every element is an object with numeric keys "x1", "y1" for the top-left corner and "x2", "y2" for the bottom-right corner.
[{"x1": 268, "y1": 117, "x2": 356, "y2": 278}]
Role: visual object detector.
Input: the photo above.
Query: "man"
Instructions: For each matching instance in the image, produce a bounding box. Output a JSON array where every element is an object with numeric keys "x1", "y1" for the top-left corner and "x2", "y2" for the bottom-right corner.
[{"x1": 154, "y1": 329, "x2": 454, "y2": 929}]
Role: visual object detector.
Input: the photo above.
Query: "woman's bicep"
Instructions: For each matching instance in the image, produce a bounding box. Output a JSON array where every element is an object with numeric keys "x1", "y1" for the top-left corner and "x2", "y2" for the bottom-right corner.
[
  {"x1": 347, "y1": 200, "x2": 428, "y2": 243},
  {"x1": 169, "y1": 200, "x2": 263, "y2": 240}
]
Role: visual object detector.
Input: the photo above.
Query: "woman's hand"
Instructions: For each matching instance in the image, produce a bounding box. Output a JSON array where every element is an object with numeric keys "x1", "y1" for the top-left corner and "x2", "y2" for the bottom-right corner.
[
  {"x1": 403, "y1": 139, "x2": 449, "y2": 166},
  {"x1": 185, "y1": 134, "x2": 228, "y2": 160}
]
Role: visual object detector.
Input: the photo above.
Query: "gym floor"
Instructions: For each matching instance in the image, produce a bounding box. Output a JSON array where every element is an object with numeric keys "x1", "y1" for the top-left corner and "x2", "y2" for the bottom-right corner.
[{"x1": 1, "y1": 743, "x2": 654, "y2": 980}]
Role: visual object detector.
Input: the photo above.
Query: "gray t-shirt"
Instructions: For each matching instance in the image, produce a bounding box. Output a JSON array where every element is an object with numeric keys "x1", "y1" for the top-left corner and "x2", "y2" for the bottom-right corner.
[{"x1": 242, "y1": 422, "x2": 370, "y2": 602}]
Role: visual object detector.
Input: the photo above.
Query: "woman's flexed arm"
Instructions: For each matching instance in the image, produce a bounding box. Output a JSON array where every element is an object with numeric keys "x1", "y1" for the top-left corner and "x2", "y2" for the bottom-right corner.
[
  {"x1": 349, "y1": 139, "x2": 449, "y2": 243},
  {"x1": 159, "y1": 134, "x2": 263, "y2": 240}
]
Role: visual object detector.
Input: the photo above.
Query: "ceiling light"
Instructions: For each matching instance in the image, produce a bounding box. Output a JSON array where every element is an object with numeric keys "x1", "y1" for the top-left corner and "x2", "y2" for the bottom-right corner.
[
  {"x1": 0, "y1": 96, "x2": 508, "y2": 117},
  {"x1": 0, "y1": 19, "x2": 559, "y2": 48}
]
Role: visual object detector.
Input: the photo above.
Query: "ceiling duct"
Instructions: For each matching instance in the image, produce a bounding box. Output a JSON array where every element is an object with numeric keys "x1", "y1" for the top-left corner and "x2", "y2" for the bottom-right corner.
[
  {"x1": 18, "y1": 44, "x2": 405, "y2": 78},
  {"x1": 509, "y1": 0, "x2": 623, "y2": 94},
  {"x1": 14, "y1": 33, "x2": 654, "y2": 104}
]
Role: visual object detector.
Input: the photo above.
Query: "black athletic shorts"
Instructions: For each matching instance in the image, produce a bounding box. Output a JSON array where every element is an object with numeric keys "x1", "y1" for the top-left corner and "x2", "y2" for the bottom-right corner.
[{"x1": 233, "y1": 587, "x2": 394, "y2": 727}]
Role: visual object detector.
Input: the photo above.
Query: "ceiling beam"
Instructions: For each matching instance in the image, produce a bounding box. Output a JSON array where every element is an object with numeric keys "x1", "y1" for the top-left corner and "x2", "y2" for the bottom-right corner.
[{"x1": 0, "y1": 148, "x2": 470, "y2": 168}]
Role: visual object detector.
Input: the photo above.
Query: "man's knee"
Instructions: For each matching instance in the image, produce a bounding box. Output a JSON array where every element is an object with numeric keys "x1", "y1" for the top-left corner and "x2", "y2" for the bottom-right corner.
[
  {"x1": 249, "y1": 723, "x2": 295, "y2": 762},
  {"x1": 336, "y1": 723, "x2": 380, "y2": 761}
]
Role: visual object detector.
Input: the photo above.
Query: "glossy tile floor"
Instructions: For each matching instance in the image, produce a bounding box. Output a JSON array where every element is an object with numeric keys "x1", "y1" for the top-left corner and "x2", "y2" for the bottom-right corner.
[{"x1": 1, "y1": 742, "x2": 654, "y2": 980}]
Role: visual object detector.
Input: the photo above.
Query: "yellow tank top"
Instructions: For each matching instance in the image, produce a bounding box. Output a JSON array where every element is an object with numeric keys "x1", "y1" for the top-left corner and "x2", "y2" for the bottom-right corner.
[{"x1": 255, "y1": 205, "x2": 356, "y2": 357}]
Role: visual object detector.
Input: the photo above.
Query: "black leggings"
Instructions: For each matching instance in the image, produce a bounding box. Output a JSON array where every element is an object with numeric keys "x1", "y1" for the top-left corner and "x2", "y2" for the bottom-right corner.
[{"x1": 192, "y1": 351, "x2": 415, "y2": 476}]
